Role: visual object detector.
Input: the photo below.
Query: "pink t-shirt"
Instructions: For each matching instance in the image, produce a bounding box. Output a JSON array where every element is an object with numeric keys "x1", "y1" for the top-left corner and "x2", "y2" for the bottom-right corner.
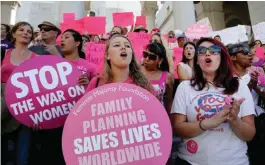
[
  {"x1": 1, "y1": 49, "x2": 36, "y2": 83},
  {"x1": 86, "y1": 76, "x2": 133, "y2": 93},
  {"x1": 69, "y1": 58, "x2": 97, "y2": 80},
  {"x1": 150, "y1": 72, "x2": 168, "y2": 106}
]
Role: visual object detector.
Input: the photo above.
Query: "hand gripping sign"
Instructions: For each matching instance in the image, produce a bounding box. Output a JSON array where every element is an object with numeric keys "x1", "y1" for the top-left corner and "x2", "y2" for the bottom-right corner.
[
  {"x1": 62, "y1": 83, "x2": 172, "y2": 165},
  {"x1": 5, "y1": 56, "x2": 85, "y2": 129}
]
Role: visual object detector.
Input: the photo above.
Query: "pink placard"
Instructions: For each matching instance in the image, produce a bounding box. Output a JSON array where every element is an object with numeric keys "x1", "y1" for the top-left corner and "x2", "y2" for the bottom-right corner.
[
  {"x1": 128, "y1": 32, "x2": 151, "y2": 60},
  {"x1": 256, "y1": 47, "x2": 265, "y2": 60},
  {"x1": 84, "y1": 16, "x2": 106, "y2": 34},
  {"x1": 135, "y1": 16, "x2": 146, "y2": 28},
  {"x1": 173, "y1": 48, "x2": 183, "y2": 78},
  {"x1": 63, "y1": 13, "x2": 75, "y2": 23},
  {"x1": 86, "y1": 42, "x2": 105, "y2": 72},
  {"x1": 185, "y1": 24, "x2": 209, "y2": 39},
  {"x1": 113, "y1": 12, "x2": 134, "y2": 27},
  {"x1": 4, "y1": 56, "x2": 84, "y2": 129},
  {"x1": 62, "y1": 83, "x2": 172, "y2": 165}
]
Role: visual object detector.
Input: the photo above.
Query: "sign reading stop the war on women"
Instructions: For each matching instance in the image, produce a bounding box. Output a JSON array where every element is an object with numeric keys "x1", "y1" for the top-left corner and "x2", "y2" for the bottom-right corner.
[
  {"x1": 5, "y1": 56, "x2": 85, "y2": 129},
  {"x1": 62, "y1": 83, "x2": 172, "y2": 165}
]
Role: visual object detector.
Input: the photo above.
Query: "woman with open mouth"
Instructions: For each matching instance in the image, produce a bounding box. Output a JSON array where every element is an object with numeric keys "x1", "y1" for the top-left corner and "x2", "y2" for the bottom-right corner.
[
  {"x1": 85, "y1": 34, "x2": 154, "y2": 95},
  {"x1": 177, "y1": 42, "x2": 196, "y2": 82},
  {"x1": 171, "y1": 37, "x2": 255, "y2": 165}
]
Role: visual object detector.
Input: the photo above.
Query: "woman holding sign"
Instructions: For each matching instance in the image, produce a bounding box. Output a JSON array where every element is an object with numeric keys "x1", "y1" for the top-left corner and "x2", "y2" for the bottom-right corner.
[
  {"x1": 1, "y1": 21, "x2": 36, "y2": 165},
  {"x1": 86, "y1": 34, "x2": 154, "y2": 93},
  {"x1": 141, "y1": 42, "x2": 173, "y2": 113},
  {"x1": 61, "y1": 29, "x2": 97, "y2": 87},
  {"x1": 171, "y1": 38, "x2": 255, "y2": 165}
]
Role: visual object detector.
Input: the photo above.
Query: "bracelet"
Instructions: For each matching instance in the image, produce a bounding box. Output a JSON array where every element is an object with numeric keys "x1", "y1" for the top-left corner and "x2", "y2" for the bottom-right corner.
[{"x1": 199, "y1": 120, "x2": 207, "y2": 131}]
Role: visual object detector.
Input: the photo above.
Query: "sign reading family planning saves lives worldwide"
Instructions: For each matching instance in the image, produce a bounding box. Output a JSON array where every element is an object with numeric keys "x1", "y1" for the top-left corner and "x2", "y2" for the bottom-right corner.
[
  {"x1": 5, "y1": 56, "x2": 85, "y2": 129},
  {"x1": 62, "y1": 83, "x2": 172, "y2": 165}
]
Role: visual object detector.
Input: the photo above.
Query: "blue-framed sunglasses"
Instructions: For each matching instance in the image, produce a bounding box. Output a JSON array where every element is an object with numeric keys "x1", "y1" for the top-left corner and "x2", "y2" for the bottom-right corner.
[{"x1": 197, "y1": 45, "x2": 221, "y2": 56}]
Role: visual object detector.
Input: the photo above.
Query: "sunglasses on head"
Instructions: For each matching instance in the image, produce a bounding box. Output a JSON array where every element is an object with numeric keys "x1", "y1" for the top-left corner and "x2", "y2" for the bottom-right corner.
[
  {"x1": 143, "y1": 51, "x2": 158, "y2": 60},
  {"x1": 40, "y1": 27, "x2": 56, "y2": 32},
  {"x1": 197, "y1": 45, "x2": 221, "y2": 56}
]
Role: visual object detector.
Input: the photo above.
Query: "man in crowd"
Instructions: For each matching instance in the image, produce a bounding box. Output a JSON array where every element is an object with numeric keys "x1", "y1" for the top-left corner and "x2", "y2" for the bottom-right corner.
[
  {"x1": 177, "y1": 33, "x2": 186, "y2": 48},
  {"x1": 29, "y1": 21, "x2": 63, "y2": 56},
  {"x1": 214, "y1": 35, "x2": 222, "y2": 42}
]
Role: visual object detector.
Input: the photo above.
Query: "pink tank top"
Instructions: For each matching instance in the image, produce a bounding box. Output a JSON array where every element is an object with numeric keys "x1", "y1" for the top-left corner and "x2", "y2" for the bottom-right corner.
[
  {"x1": 151, "y1": 71, "x2": 168, "y2": 106},
  {"x1": 1, "y1": 49, "x2": 36, "y2": 83}
]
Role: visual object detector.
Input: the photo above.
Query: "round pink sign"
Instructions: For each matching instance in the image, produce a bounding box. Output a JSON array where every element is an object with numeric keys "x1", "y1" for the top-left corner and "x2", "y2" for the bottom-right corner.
[
  {"x1": 5, "y1": 56, "x2": 84, "y2": 129},
  {"x1": 62, "y1": 83, "x2": 172, "y2": 165}
]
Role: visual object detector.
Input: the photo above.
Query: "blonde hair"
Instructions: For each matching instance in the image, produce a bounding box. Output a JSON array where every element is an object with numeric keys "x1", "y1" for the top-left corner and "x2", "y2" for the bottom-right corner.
[{"x1": 100, "y1": 34, "x2": 154, "y2": 94}]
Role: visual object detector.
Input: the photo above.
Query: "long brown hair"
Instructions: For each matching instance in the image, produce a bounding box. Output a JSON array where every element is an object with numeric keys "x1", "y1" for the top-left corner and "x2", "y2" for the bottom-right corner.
[
  {"x1": 191, "y1": 37, "x2": 239, "y2": 95},
  {"x1": 11, "y1": 22, "x2": 34, "y2": 44},
  {"x1": 100, "y1": 34, "x2": 154, "y2": 94}
]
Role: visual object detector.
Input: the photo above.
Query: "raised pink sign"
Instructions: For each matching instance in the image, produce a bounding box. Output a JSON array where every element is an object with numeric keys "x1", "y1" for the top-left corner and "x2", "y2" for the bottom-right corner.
[
  {"x1": 5, "y1": 56, "x2": 84, "y2": 129},
  {"x1": 185, "y1": 24, "x2": 209, "y2": 39},
  {"x1": 62, "y1": 83, "x2": 172, "y2": 165}
]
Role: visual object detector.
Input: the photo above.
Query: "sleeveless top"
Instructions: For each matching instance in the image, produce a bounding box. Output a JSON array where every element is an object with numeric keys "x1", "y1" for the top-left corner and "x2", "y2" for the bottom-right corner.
[
  {"x1": 1, "y1": 49, "x2": 37, "y2": 83},
  {"x1": 178, "y1": 62, "x2": 193, "y2": 79},
  {"x1": 252, "y1": 58, "x2": 264, "y2": 68},
  {"x1": 150, "y1": 71, "x2": 168, "y2": 106}
]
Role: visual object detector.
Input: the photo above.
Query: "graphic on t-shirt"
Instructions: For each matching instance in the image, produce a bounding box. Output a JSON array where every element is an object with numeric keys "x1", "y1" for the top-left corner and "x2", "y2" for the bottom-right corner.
[
  {"x1": 193, "y1": 92, "x2": 226, "y2": 132},
  {"x1": 186, "y1": 140, "x2": 198, "y2": 154}
]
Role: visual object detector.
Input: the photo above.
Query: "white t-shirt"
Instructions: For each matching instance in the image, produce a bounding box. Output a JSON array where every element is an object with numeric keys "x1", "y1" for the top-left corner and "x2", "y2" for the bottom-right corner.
[{"x1": 171, "y1": 80, "x2": 255, "y2": 165}]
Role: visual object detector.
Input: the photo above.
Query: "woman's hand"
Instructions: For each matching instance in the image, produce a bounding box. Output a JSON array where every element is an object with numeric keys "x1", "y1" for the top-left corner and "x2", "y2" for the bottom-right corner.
[
  {"x1": 78, "y1": 73, "x2": 89, "y2": 86},
  {"x1": 202, "y1": 108, "x2": 230, "y2": 129},
  {"x1": 227, "y1": 98, "x2": 245, "y2": 122}
]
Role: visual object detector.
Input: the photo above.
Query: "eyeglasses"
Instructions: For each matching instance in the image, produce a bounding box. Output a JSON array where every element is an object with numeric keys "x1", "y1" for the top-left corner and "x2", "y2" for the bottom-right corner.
[
  {"x1": 143, "y1": 51, "x2": 158, "y2": 60},
  {"x1": 40, "y1": 28, "x2": 56, "y2": 32},
  {"x1": 197, "y1": 45, "x2": 221, "y2": 56},
  {"x1": 231, "y1": 47, "x2": 250, "y2": 56},
  {"x1": 235, "y1": 49, "x2": 250, "y2": 56}
]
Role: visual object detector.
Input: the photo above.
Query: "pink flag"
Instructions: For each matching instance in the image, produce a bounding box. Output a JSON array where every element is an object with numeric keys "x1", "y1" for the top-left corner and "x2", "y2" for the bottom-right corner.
[
  {"x1": 256, "y1": 47, "x2": 265, "y2": 60},
  {"x1": 86, "y1": 42, "x2": 106, "y2": 72},
  {"x1": 185, "y1": 24, "x2": 209, "y2": 39},
  {"x1": 84, "y1": 17, "x2": 106, "y2": 34},
  {"x1": 63, "y1": 13, "x2": 75, "y2": 23},
  {"x1": 113, "y1": 12, "x2": 134, "y2": 27},
  {"x1": 135, "y1": 16, "x2": 146, "y2": 28},
  {"x1": 173, "y1": 48, "x2": 183, "y2": 78}
]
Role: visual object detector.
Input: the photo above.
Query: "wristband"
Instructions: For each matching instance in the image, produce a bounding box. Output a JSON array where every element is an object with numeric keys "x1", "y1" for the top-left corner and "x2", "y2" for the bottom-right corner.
[{"x1": 199, "y1": 120, "x2": 207, "y2": 131}]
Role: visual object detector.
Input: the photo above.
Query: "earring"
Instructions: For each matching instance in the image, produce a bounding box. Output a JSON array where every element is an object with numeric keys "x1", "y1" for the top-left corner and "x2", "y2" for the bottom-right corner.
[{"x1": 107, "y1": 56, "x2": 110, "y2": 60}]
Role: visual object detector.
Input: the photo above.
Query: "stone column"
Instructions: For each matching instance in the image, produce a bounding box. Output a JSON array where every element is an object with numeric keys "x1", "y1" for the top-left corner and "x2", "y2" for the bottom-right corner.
[
  {"x1": 1, "y1": 1, "x2": 20, "y2": 25},
  {"x1": 141, "y1": 2, "x2": 158, "y2": 31},
  {"x1": 172, "y1": 1, "x2": 196, "y2": 31},
  {"x1": 247, "y1": 1, "x2": 265, "y2": 25},
  {"x1": 195, "y1": 1, "x2": 225, "y2": 31}
]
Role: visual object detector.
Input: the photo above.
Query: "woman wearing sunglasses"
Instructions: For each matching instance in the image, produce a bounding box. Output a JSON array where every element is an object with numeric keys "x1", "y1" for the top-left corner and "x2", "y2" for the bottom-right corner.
[
  {"x1": 171, "y1": 38, "x2": 255, "y2": 165},
  {"x1": 150, "y1": 32, "x2": 174, "y2": 75},
  {"x1": 141, "y1": 43, "x2": 173, "y2": 113},
  {"x1": 177, "y1": 42, "x2": 197, "y2": 82}
]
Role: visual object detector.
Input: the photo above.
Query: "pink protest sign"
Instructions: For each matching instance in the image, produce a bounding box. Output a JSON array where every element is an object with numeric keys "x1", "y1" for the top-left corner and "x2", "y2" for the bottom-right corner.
[
  {"x1": 135, "y1": 16, "x2": 146, "y2": 28},
  {"x1": 256, "y1": 47, "x2": 265, "y2": 60},
  {"x1": 113, "y1": 12, "x2": 134, "y2": 27},
  {"x1": 63, "y1": 13, "x2": 75, "y2": 23},
  {"x1": 128, "y1": 32, "x2": 151, "y2": 60},
  {"x1": 62, "y1": 83, "x2": 172, "y2": 165},
  {"x1": 84, "y1": 16, "x2": 106, "y2": 34},
  {"x1": 5, "y1": 56, "x2": 84, "y2": 129},
  {"x1": 185, "y1": 24, "x2": 209, "y2": 39},
  {"x1": 86, "y1": 42, "x2": 106, "y2": 72},
  {"x1": 173, "y1": 48, "x2": 183, "y2": 78}
]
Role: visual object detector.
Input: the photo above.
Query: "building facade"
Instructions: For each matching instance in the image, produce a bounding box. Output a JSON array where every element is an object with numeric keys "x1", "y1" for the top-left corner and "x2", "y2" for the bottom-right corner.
[{"x1": 144, "y1": 1, "x2": 265, "y2": 34}]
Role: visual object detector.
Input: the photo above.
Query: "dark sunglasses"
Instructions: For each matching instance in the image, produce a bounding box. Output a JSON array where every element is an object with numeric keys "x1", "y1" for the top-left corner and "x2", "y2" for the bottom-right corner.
[
  {"x1": 235, "y1": 49, "x2": 250, "y2": 56},
  {"x1": 143, "y1": 51, "x2": 158, "y2": 60},
  {"x1": 197, "y1": 45, "x2": 221, "y2": 56},
  {"x1": 40, "y1": 28, "x2": 56, "y2": 32}
]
